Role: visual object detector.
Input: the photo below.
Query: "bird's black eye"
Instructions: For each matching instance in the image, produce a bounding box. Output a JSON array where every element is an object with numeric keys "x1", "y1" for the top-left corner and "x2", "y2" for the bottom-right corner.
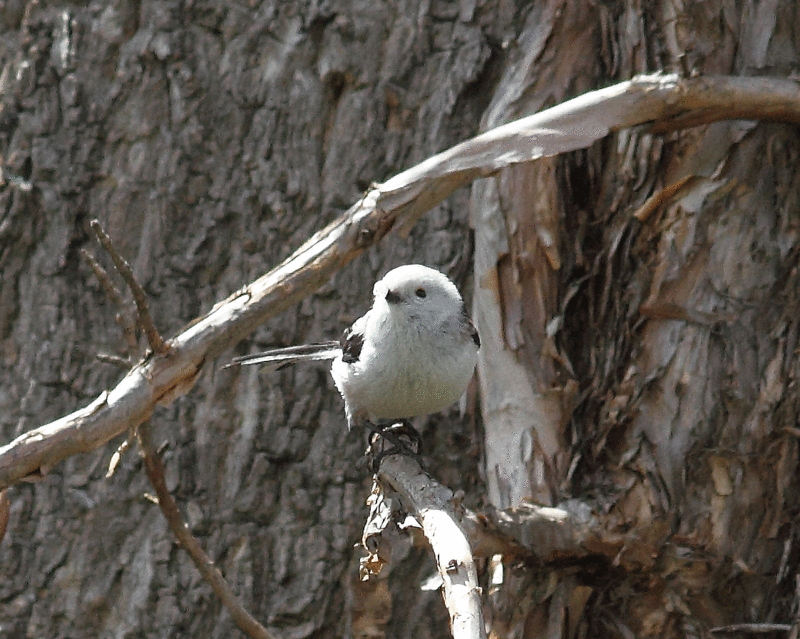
[{"x1": 415, "y1": 288, "x2": 426, "y2": 298}]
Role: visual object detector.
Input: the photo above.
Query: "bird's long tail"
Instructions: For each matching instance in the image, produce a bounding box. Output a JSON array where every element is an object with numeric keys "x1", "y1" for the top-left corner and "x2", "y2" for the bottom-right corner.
[{"x1": 224, "y1": 341, "x2": 342, "y2": 370}]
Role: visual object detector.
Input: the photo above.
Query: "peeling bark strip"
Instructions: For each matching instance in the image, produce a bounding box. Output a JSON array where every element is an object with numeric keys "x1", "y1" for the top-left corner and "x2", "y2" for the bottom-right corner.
[{"x1": 1, "y1": 74, "x2": 799, "y2": 489}]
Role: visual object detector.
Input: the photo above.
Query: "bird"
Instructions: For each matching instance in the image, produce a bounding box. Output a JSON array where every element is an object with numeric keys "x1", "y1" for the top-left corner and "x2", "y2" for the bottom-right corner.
[{"x1": 227, "y1": 264, "x2": 480, "y2": 433}]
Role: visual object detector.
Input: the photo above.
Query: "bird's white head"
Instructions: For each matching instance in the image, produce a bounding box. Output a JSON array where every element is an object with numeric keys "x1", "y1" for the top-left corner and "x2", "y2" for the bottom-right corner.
[
  {"x1": 373, "y1": 264, "x2": 465, "y2": 326},
  {"x1": 332, "y1": 263, "x2": 477, "y2": 423}
]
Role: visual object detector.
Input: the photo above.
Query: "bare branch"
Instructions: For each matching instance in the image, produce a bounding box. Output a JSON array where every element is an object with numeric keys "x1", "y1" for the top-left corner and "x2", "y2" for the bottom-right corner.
[
  {"x1": 363, "y1": 448, "x2": 674, "y2": 577},
  {"x1": 95, "y1": 353, "x2": 134, "y2": 369},
  {"x1": 375, "y1": 455, "x2": 487, "y2": 639},
  {"x1": 137, "y1": 423, "x2": 275, "y2": 639},
  {"x1": 89, "y1": 219, "x2": 169, "y2": 355},
  {"x1": 81, "y1": 248, "x2": 139, "y2": 355},
  {"x1": 709, "y1": 623, "x2": 794, "y2": 634},
  {"x1": 2, "y1": 73, "x2": 800, "y2": 489},
  {"x1": 81, "y1": 247, "x2": 128, "y2": 314}
]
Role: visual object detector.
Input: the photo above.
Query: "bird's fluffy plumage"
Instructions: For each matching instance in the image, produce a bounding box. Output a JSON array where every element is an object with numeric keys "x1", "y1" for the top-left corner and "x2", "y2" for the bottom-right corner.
[{"x1": 228, "y1": 264, "x2": 480, "y2": 429}]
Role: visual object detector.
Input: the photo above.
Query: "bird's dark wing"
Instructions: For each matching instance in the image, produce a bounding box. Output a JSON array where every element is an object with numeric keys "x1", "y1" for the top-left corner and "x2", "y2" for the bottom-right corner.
[
  {"x1": 460, "y1": 303, "x2": 480, "y2": 348},
  {"x1": 468, "y1": 319, "x2": 480, "y2": 348},
  {"x1": 340, "y1": 327, "x2": 364, "y2": 364}
]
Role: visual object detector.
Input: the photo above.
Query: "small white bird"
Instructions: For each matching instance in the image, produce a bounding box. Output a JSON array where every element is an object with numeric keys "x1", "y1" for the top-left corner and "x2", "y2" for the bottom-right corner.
[{"x1": 228, "y1": 264, "x2": 480, "y2": 431}]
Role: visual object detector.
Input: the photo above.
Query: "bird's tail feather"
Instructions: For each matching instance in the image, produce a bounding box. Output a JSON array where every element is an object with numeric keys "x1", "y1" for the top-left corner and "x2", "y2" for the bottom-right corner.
[{"x1": 225, "y1": 341, "x2": 342, "y2": 369}]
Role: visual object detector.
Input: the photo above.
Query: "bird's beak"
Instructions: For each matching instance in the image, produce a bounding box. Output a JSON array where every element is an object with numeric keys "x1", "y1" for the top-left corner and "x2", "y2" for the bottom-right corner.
[{"x1": 385, "y1": 289, "x2": 403, "y2": 304}]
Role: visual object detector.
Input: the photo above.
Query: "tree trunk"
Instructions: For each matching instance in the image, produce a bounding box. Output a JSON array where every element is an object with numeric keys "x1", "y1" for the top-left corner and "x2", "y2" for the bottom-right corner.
[{"x1": 1, "y1": 1, "x2": 798, "y2": 639}]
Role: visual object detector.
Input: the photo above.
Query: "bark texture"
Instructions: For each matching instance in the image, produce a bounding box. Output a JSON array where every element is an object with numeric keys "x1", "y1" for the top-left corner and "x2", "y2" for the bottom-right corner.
[
  {"x1": 1, "y1": 1, "x2": 799, "y2": 639},
  {"x1": 0, "y1": 2, "x2": 487, "y2": 637},
  {"x1": 472, "y1": 1, "x2": 800, "y2": 637}
]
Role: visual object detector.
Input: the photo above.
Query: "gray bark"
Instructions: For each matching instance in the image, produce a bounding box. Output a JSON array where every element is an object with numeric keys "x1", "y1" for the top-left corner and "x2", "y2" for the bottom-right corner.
[
  {"x1": 2, "y1": 1, "x2": 800, "y2": 639},
  {"x1": 0, "y1": 1, "x2": 489, "y2": 637}
]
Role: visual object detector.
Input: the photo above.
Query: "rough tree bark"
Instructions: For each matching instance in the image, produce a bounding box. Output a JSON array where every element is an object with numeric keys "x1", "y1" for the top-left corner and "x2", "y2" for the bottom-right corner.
[
  {"x1": 1, "y1": 2, "x2": 799, "y2": 639},
  {"x1": 473, "y1": 2, "x2": 800, "y2": 638}
]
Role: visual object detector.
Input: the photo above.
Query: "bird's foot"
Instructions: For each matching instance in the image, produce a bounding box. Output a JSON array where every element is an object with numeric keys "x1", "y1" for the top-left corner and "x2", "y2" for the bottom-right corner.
[{"x1": 364, "y1": 420, "x2": 423, "y2": 472}]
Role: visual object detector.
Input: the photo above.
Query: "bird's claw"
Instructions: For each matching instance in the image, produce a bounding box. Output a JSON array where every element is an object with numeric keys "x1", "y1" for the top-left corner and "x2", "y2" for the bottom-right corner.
[{"x1": 364, "y1": 420, "x2": 424, "y2": 472}]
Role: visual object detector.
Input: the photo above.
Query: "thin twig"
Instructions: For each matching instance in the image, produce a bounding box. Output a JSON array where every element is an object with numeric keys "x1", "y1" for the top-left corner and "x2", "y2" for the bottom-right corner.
[
  {"x1": 81, "y1": 248, "x2": 127, "y2": 310},
  {"x1": 95, "y1": 353, "x2": 133, "y2": 369},
  {"x1": 137, "y1": 422, "x2": 274, "y2": 639},
  {"x1": 89, "y1": 220, "x2": 169, "y2": 354},
  {"x1": 81, "y1": 248, "x2": 139, "y2": 355},
  {"x1": 710, "y1": 623, "x2": 793, "y2": 634}
]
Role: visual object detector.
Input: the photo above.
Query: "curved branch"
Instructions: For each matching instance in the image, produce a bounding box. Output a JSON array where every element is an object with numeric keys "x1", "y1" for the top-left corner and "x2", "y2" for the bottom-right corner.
[{"x1": 2, "y1": 73, "x2": 800, "y2": 488}]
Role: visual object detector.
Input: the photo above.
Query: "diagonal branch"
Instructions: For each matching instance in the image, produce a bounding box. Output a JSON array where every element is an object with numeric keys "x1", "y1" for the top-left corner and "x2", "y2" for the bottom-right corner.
[{"x1": 1, "y1": 73, "x2": 800, "y2": 489}]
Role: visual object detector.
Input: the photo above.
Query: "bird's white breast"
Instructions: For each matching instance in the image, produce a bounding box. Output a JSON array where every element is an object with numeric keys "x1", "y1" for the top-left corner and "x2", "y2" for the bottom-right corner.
[{"x1": 331, "y1": 307, "x2": 478, "y2": 423}]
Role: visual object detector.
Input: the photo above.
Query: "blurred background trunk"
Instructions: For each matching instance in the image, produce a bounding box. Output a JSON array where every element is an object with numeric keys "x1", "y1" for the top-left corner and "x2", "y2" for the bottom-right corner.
[{"x1": 2, "y1": 1, "x2": 800, "y2": 638}]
